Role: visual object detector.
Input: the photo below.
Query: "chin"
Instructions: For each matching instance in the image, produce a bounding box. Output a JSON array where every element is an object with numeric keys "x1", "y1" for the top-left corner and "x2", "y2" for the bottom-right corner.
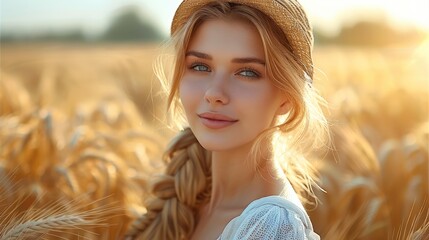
[
  {"x1": 198, "y1": 140, "x2": 228, "y2": 152},
  {"x1": 190, "y1": 126, "x2": 255, "y2": 152},
  {"x1": 196, "y1": 135, "x2": 254, "y2": 153}
]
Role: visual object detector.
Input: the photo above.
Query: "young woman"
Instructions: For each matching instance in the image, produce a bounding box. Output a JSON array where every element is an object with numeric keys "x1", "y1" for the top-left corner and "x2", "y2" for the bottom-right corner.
[{"x1": 126, "y1": 0, "x2": 327, "y2": 239}]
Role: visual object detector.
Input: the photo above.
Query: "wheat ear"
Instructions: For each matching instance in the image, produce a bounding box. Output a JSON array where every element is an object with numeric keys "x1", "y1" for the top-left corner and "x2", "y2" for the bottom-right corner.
[{"x1": 1, "y1": 214, "x2": 88, "y2": 240}]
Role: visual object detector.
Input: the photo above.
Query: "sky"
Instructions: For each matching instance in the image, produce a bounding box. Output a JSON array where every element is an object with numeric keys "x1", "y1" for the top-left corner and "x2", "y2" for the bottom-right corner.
[{"x1": 1, "y1": 0, "x2": 428, "y2": 37}]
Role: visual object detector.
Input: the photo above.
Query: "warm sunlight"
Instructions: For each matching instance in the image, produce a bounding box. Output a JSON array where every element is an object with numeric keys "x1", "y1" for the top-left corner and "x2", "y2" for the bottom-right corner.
[
  {"x1": 2, "y1": 0, "x2": 428, "y2": 36},
  {"x1": 384, "y1": 0, "x2": 429, "y2": 31},
  {"x1": 295, "y1": 0, "x2": 429, "y2": 37},
  {"x1": 1, "y1": 1, "x2": 428, "y2": 239}
]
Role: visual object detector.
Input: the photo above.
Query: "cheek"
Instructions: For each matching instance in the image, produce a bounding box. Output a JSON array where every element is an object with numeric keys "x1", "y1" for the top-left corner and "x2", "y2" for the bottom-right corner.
[
  {"x1": 245, "y1": 88, "x2": 281, "y2": 124},
  {"x1": 179, "y1": 78, "x2": 202, "y2": 113}
]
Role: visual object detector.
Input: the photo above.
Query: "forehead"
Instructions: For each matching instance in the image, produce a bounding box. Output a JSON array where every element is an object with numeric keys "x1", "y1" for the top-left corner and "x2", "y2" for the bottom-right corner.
[{"x1": 187, "y1": 18, "x2": 265, "y2": 59}]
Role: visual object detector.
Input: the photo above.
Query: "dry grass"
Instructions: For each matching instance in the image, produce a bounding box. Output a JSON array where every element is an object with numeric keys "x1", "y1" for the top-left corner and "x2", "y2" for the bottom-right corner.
[{"x1": 0, "y1": 42, "x2": 428, "y2": 239}]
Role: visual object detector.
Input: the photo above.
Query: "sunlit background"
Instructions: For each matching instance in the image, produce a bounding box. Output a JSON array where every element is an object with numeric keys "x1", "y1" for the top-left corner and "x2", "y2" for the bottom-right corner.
[
  {"x1": 1, "y1": 0, "x2": 428, "y2": 239},
  {"x1": 1, "y1": 0, "x2": 429, "y2": 43}
]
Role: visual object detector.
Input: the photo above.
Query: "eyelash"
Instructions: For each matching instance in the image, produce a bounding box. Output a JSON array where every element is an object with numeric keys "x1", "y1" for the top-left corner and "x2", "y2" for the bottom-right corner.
[
  {"x1": 237, "y1": 67, "x2": 261, "y2": 78},
  {"x1": 188, "y1": 62, "x2": 261, "y2": 79},
  {"x1": 189, "y1": 62, "x2": 210, "y2": 72}
]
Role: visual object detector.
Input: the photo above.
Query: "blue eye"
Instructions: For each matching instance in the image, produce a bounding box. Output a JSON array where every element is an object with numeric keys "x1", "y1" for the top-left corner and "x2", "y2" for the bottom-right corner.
[
  {"x1": 238, "y1": 69, "x2": 260, "y2": 78},
  {"x1": 191, "y1": 64, "x2": 210, "y2": 72}
]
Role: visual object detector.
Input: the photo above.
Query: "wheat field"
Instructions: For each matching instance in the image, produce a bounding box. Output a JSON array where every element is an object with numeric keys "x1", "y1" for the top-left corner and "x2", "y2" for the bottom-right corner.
[{"x1": 0, "y1": 42, "x2": 428, "y2": 239}]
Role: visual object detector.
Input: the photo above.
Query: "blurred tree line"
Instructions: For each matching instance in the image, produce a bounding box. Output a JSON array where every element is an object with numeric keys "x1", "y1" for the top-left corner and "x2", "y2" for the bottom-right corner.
[
  {"x1": 1, "y1": 8, "x2": 164, "y2": 44},
  {"x1": 1, "y1": 7, "x2": 426, "y2": 47},
  {"x1": 314, "y1": 21, "x2": 426, "y2": 47}
]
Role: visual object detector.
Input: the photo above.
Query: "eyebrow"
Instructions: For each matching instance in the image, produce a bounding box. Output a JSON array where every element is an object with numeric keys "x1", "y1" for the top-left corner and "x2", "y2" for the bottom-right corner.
[
  {"x1": 186, "y1": 51, "x2": 212, "y2": 60},
  {"x1": 185, "y1": 50, "x2": 266, "y2": 66}
]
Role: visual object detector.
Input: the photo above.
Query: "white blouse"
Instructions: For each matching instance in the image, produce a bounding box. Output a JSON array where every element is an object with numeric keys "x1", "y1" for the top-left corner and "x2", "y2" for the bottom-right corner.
[{"x1": 217, "y1": 196, "x2": 320, "y2": 240}]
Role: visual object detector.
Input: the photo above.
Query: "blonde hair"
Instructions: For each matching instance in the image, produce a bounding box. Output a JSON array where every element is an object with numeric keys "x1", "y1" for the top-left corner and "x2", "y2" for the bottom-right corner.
[{"x1": 126, "y1": 1, "x2": 328, "y2": 239}]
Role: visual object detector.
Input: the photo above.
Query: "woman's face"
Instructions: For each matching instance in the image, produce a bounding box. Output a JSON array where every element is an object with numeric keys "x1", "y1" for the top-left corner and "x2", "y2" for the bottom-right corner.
[{"x1": 179, "y1": 18, "x2": 289, "y2": 152}]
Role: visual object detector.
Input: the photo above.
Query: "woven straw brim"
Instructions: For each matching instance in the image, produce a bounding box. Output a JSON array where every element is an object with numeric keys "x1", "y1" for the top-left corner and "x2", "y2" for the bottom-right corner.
[{"x1": 171, "y1": 0, "x2": 314, "y2": 79}]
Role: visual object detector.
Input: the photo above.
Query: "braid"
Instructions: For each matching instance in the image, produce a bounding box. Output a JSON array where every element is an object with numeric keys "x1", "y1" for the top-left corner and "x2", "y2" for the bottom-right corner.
[{"x1": 126, "y1": 128, "x2": 212, "y2": 240}]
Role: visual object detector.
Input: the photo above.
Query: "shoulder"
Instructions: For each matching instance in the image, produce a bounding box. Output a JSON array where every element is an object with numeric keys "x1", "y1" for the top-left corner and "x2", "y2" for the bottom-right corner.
[{"x1": 219, "y1": 196, "x2": 320, "y2": 240}]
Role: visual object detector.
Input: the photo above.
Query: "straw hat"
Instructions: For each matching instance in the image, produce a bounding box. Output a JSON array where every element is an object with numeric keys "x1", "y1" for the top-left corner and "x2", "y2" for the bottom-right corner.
[{"x1": 171, "y1": 0, "x2": 314, "y2": 79}]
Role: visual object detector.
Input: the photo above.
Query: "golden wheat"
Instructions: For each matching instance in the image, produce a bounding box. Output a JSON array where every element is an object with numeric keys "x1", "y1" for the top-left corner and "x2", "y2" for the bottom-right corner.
[{"x1": 1, "y1": 43, "x2": 428, "y2": 239}]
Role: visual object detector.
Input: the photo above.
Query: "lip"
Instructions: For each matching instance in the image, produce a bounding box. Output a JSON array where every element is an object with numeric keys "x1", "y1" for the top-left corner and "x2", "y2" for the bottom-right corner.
[{"x1": 198, "y1": 112, "x2": 238, "y2": 129}]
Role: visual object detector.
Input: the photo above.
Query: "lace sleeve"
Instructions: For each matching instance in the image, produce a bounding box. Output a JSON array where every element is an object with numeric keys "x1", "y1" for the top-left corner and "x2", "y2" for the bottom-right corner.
[{"x1": 219, "y1": 201, "x2": 320, "y2": 240}]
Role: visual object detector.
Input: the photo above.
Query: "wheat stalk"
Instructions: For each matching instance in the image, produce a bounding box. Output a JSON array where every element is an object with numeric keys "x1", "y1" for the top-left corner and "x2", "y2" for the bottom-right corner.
[{"x1": 1, "y1": 215, "x2": 88, "y2": 240}]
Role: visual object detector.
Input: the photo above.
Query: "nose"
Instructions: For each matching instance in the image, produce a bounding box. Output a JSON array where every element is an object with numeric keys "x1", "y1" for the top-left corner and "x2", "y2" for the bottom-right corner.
[{"x1": 204, "y1": 72, "x2": 229, "y2": 105}]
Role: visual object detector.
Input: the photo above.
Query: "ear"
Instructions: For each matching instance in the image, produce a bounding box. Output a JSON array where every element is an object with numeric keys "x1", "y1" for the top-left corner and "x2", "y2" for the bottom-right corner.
[{"x1": 276, "y1": 96, "x2": 292, "y2": 116}]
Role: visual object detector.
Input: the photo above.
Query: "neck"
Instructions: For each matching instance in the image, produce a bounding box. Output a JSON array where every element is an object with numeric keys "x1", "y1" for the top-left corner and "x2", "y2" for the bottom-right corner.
[{"x1": 206, "y1": 143, "x2": 285, "y2": 213}]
